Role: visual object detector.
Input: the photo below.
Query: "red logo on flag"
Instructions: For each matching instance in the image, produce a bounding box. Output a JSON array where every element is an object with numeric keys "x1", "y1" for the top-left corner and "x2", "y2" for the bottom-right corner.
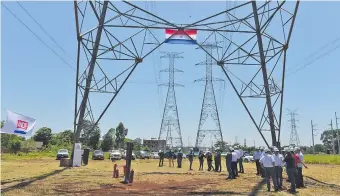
[{"x1": 17, "y1": 120, "x2": 28, "y2": 130}]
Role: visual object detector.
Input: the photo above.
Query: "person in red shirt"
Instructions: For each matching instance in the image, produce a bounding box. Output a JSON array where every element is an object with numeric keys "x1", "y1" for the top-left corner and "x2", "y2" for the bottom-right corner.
[
  {"x1": 293, "y1": 151, "x2": 300, "y2": 188},
  {"x1": 293, "y1": 153, "x2": 300, "y2": 168}
]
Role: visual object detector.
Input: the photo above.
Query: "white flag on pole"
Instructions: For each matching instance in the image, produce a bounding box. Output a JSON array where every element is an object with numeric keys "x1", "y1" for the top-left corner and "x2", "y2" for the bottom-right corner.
[{"x1": 0, "y1": 110, "x2": 36, "y2": 136}]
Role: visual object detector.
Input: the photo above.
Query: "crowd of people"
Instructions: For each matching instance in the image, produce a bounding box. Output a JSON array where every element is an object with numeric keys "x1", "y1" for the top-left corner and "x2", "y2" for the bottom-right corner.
[{"x1": 157, "y1": 146, "x2": 307, "y2": 193}]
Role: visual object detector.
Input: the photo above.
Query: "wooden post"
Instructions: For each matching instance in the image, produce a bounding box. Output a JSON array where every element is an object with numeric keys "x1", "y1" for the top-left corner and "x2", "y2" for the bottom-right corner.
[{"x1": 124, "y1": 142, "x2": 133, "y2": 183}]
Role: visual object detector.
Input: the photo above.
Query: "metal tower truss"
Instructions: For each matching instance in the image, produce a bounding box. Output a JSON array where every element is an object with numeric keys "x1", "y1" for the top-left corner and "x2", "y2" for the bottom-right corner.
[
  {"x1": 288, "y1": 109, "x2": 300, "y2": 147},
  {"x1": 73, "y1": 0, "x2": 299, "y2": 151},
  {"x1": 195, "y1": 43, "x2": 224, "y2": 148},
  {"x1": 158, "y1": 52, "x2": 184, "y2": 149}
]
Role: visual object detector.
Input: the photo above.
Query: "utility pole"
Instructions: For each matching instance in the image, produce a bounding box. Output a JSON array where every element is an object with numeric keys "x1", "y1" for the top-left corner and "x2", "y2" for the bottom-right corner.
[
  {"x1": 311, "y1": 120, "x2": 317, "y2": 154},
  {"x1": 254, "y1": 140, "x2": 256, "y2": 148},
  {"x1": 244, "y1": 138, "x2": 247, "y2": 147},
  {"x1": 335, "y1": 112, "x2": 339, "y2": 154},
  {"x1": 330, "y1": 120, "x2": 335, "y2": 154}
]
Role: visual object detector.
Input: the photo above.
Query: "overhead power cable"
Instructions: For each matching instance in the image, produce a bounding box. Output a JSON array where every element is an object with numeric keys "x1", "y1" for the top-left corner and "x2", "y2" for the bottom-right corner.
[
  {"x1": 2, "y1": 3, "x2": 76, "y2": 71},
  {"x1": 16, "y1": 1, "x2": 77, "y2": 64},
  {"x1": 286, "y1": 42, "x2": 340, "y2": 77}
]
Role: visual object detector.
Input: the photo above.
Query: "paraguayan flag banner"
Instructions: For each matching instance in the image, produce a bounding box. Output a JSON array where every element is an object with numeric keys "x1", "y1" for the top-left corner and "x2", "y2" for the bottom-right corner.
[{"x1": 1, "y1": 110, "x2": 36, "y2": 136}]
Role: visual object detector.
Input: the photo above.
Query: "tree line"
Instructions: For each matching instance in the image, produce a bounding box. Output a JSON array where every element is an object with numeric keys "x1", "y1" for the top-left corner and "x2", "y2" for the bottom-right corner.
[
  {"x1": 1, "y1": 120, "x2": 149, "y2": 154},
  {"x1": 2, "y1": 120, "x2": 338, "y2": 154}
]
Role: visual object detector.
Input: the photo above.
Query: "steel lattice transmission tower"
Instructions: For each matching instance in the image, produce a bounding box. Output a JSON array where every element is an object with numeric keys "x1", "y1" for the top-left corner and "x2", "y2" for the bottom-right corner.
[
  {"x1": 288, "y1": 109, "x2": 300, "y2": 147},
  {"x1": 72, "y1": 1, "x2": 300, "y2": 160},
  {"x1": 195, "y1": 43, "x2": 224, "y2": 148},
  {"x1": 158, "y1": 52, "x2": 184, "y2": 149}
]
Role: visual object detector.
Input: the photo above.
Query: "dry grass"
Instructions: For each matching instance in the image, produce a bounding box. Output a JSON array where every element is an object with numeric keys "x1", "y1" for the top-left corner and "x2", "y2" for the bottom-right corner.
[{"x1": 1, "y1": 158, "x2": 340, "y2": 196}]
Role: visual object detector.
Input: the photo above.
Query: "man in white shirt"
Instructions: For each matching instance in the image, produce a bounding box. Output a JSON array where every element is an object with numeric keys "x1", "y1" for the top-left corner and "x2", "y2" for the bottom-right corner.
[
  {"x1": 260, "y1": 149, "x2": 278, "y2": 192},
  {"x1": 253, "y1": 148, "x2": 262, "y2": 175},
  {"x1": 230, "y1": 147, "x2": 238, "y2": 179},
  {"x1": 234, "y1": 146, "x2": 240, "y2": 177},
  {"x1": 260, "y1": 147, "x2": 266, "y2": 178},
  {"x1": 273, "y1": 148, "x2": 284, "y2": 189}
]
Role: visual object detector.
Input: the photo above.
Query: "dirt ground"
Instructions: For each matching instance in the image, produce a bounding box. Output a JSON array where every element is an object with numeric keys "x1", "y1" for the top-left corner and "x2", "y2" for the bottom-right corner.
[{"x1": 1, "y1": 158, "x2": 340, "y2": 196}]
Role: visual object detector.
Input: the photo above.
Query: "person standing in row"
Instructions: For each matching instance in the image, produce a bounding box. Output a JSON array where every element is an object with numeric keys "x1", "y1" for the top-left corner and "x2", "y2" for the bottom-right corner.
[
  {"x1": 234, "y1": 146, "x2": 240, "y2": 177},
  {"x1": 231, "y1": 148, "x2": 238, "y2": 178},
  {"x1": 214, "y1": 148, "x2": 222, "y2": 172},
  {"x1": 272, "y1": 148, "x2": 284, "y2": 189},
  {"x1": 238, "y1": 147, "x2": 244, "y2": 173},
  {"x1": 253, "y1": 148, "x2": 262, "y2": 175},
  {"x1": 168, "y1": 149, "x2": 175, "y2": 167},
  {"x1": 158, "y1": 150, "x2": 164, "y2": 167},
  {"x1": 295, "y1": 147, "x2": 307, "y2": 188},
  {"x1": 187, "y1": 148, "x2": 194, "y2": 170},
  {"x1": 284, "y1": 149, "x2": 297, "y2": 193},
  {"x1": 198, "y1": 150, "x2": 205, "y2": 171},
  {"x1": 206, "y1": 151, "x2": 213, "y2": 171},
  {"x1": 260, "y1": 149, "x2": 278, "y2": 192},
  {"x1": 260, "y1": 147, "x2": 266, "y2": 178},
  {"x1": 226, "y1": 149, "x2": 233, "y2": 179},
  {"x1": 177, "y1": 148, "x2": 183, "y2": 168}
]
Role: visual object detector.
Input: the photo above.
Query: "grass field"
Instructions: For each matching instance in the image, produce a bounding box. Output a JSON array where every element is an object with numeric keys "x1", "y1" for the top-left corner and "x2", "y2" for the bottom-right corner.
[
  {"x1": 304, "y1": 154, "x2": 340, "y2": 165},
  {"x1": 1, "y1": 157, "x2": 340, "y2": 196}
]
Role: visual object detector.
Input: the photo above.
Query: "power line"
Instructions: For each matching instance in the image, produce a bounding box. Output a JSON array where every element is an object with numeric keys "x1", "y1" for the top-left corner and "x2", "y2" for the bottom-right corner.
[
  {"x1": 286, "y1": 37, "x2": 340, "y2": 77},
  {"x1": 2, "y1": 3, "x2": 76, "y2": 71},
  {"x1": 16, "y1": 1, "x2": 76, "y2": 64}
]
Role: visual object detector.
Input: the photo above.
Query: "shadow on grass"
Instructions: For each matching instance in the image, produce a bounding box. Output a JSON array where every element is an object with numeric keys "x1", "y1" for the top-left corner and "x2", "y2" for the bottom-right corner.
[
  {"x1": 305, "y1": 176, "x2": 340, "y2": 189},
  {"x1": 139, "y1": 171, "x2": 217, "y2": 176},
  {"x1": 187, "y1": 191, "x2": 246, "y2": 195},
  {"x1": 248, "y1": 178, "x2": 266, "y2": 196},
  {"x1": 1, "y1": 167, "x2": 68, "y2": 193}
]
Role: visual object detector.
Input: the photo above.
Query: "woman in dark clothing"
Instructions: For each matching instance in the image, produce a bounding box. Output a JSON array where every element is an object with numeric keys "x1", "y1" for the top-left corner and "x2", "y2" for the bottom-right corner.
[
  {"x1": 198, "y1": 150, "x2": 205, "y2": 171},
  {"x1": 284, "y1": 151, "x2": 297, "y2": 193}
]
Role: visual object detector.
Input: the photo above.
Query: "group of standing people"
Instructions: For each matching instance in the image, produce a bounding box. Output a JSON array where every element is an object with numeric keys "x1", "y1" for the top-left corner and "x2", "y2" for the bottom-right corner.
[
  {"x1": 157, "y1": 145, "x2": 307, "y2": 193},
  {"x1": 254, "y1": 146, "x2": 307, "y2": 193}
]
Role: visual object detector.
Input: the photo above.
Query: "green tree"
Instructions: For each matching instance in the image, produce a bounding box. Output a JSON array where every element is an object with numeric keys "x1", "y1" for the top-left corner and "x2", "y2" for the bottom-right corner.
[
  {"x1": 314, "y1": 144, "x2": 325, "y2": 153},
  {"x1": 51, "y1": 130, "x2": 74, "y2": 145},
  {"x1": 133, "y1": 138, "x2": 142, "y2": 151},
  {"x1": 33, "y1": 127, "x2": 52, "y2": 146},
  {"x1": 1, "y1": 133, "x2": 25, "y2": 149},
  {"x1": 101, "y1": 128, "x2": 115, "y2": 151},
  {"x1": 214, "y1": 141, "x2": 228, "y2": 151},
  {"x1": 22, "y1": 139, "x2": 36, "y2": 153},
  {"x1": 115, "y1": 122, "x2": 128, "y2": 149},
  {"x1": 1, "y1": 120, "x2": 5, "y2": 128},
  {"x1": 81, "y1": 120, "x2": 101, "y2": 149},
  {"x1": 141, "y1": 145, "x2": 150, "y2": 152},
  {"x1": 9, "y1": 137, "x2": 22, "y2": 154},
  {"x1": 321, "y1": 129, "x2": 339, "y2": 153}
]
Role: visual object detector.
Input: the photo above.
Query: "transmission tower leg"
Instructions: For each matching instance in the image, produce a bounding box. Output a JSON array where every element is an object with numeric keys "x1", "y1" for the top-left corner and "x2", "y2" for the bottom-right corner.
[
  {"x1": 252, "y1": 1, "x2": 277, "y2": 147},
  {"x1": 72, "y1": 2, "x2": 109, "y2": 162}
]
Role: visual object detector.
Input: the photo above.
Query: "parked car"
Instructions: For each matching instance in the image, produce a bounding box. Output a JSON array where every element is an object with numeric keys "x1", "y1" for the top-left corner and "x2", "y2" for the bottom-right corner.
[
  {"x1": 56, "y1": 149, "x2": 69, "y2": 160},
  {"x1": 92, "y1": 150, "x2": 104, "y2": 160},
  {"x1": 151, "y1": 152, "x2": 159, "y2": 159},
  {"x1": 121, "y1": 150, "x2": 136, "y2": 160},
  {"x1": 242, "y1": 154, "x2": 254, "y2": 163},
  {"x1": 110, "y1": 150, "x2": 122, "y2": 160},
  {"x1": 136, "y1": 150, "x2": 151, "y2": 159}
]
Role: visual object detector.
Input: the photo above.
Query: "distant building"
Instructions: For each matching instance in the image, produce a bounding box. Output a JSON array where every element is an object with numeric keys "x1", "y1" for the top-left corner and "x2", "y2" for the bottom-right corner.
[
  {"x1": 35, "y1": 142, "x2": 43, "y2": 149},
  {"x1": 143, "y1": 138, "x2": 166, "y2": 152}
]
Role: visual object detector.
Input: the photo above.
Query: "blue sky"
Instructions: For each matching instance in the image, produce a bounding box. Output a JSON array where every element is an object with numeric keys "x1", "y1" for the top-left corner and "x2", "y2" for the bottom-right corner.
[{"x1": 2, "y1": 1, "x2": 340, "y2": 148}]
